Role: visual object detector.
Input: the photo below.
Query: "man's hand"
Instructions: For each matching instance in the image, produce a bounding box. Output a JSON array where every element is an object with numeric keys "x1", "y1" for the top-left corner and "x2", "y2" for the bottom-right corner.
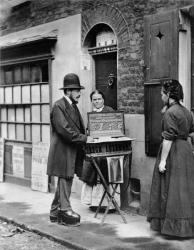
[
  {"x1": 159, "y1": 160, "x2": 166, "y2": 173},
  {"x1": 87, "y1": 136, "x2": 94, "y2": 143}
]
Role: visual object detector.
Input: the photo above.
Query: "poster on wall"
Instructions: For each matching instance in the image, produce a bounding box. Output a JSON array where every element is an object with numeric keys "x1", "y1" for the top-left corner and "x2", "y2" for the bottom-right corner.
[
  {"x1": 80, "y1": 54, "x2": 91, "y2": 71},
  {"x1": 12, "y1": 145, "x2": 24, "y2": 178},
  {"x1": 0, "y1": 138, "x2": 5, "y2": 182},
  {"x1": 31, "y1": 142, "x2": 49, "y2": 193}
]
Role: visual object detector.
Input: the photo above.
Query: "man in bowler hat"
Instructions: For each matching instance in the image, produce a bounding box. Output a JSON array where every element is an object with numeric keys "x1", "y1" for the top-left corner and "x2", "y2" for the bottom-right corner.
[{"x1": 47, "y1": 73, "x2": 88, "y2": 226}]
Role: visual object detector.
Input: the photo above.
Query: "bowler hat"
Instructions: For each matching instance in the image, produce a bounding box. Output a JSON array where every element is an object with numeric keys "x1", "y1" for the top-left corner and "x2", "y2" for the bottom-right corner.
[{"x1": 59, "y1": 73, "x2": 85, "y2": 90}]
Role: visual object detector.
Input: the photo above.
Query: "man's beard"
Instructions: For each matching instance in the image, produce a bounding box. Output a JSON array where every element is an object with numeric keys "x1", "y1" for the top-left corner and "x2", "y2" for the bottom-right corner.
[{"x1": 70, "y1": 97, "x2": 79, "y2": 104}]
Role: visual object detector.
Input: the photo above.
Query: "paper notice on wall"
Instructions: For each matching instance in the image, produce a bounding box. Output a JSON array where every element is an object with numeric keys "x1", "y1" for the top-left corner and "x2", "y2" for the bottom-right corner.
[
  {"x1": 0, "y1": 138, "x2": 5, "y2": 182},
  {"x1": 31, "y1": 142, "x2": 49, "y2": 193},
  {"x1": 80, "y1": 54, "x2": 91, "y2": 70},
  {"x1": 12, "y1": 145, "x2": 24, "y2": 178}
]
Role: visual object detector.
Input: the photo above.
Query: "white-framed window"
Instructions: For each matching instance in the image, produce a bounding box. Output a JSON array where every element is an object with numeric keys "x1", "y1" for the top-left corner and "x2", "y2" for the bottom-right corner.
[{"x1": 0, "y1": 60, "x2": 50, "y2": 143}]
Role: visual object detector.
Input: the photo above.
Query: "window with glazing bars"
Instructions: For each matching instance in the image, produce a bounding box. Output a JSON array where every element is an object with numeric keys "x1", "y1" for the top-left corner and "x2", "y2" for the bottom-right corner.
[{"x1": 0, "y1": 60, "x2": 50, "y2": 143}]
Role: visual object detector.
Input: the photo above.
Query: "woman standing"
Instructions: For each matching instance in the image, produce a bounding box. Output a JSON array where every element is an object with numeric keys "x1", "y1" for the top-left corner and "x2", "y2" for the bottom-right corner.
[
  {"x1": 81, "y1": 90, "x2": 114, "y2": 208},
  {"x1": 147, "y1": 79, "x2": 194, "y2": 237}
]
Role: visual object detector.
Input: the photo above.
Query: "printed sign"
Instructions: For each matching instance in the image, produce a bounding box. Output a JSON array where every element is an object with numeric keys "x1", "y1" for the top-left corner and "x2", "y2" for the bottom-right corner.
[
  {"x1": 31, "y1": 142, "x2": 49, "y2": 193},
  {"x1": 88, "y1": 111, "x2": 125, "y2": 137},
  {"x1": 0, "y1": 138, "x2": 5, "y2": 182},
  {"x1": 80, "y1": 54, "x2": 91, "y2": 70},
  {"x1": 12, "y1": 145, "x2": 24, "y2": 178}
]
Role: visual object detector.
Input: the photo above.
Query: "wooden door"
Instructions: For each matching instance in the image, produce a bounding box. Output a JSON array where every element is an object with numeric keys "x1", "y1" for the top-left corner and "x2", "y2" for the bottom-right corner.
[
  {"x1": 144, "y1": 9, "x2": 179, "y2": 156},
  {"x1": 191, "y1": 21, "x2": 194, "y2": 111},
  {"x1": 94, "y1": 53, "x2": 117, "y2": 109}
]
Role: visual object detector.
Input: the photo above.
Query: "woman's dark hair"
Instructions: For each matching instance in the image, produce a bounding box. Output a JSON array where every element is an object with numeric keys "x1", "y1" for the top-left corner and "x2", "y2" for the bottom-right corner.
[
  {"x1": 161, "y1": 79, "x2": 184, "y2": 102},
  {"x1": 90, "y1": 90, "x2": 105, "y2": 101}
]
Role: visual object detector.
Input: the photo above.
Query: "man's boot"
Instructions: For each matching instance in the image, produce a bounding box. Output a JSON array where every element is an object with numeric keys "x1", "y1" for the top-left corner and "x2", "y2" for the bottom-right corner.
[{"x1": 58, "y1": 210, "x2": 80, "y2": 226}]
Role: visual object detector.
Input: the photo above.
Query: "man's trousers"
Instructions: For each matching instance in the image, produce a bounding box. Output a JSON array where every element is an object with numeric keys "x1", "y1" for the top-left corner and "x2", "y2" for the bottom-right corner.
[{"x1": 50, "y1": 177, "x2": 73, "y2": 216}]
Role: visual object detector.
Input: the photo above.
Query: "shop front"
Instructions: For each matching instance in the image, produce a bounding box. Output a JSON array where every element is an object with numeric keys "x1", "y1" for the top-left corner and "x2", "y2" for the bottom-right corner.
[
  {"x1": 0, "y1": 14, "x2": 85, "y2": 191},
  {"x1": 1, "y1": 1, "x2": 194, "y2": 214}
]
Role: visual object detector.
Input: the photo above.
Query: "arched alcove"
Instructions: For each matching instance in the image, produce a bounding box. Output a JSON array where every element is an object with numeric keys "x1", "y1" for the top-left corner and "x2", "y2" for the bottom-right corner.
[
  {"x1": 83, "y1": 23, "x2": 117, "y2": 48},
  {"x1": 82, "y1": 3, "x2": 130, "y2": 48},
  {"x1": 82, "y1": 23, "x2": 118, "y2": 109}
]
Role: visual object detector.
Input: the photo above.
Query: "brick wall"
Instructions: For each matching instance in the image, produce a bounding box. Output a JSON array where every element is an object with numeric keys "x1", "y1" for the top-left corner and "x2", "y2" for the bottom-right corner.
[{"x1": 1, "y1": 0, "x2": 194, "y2": 113}]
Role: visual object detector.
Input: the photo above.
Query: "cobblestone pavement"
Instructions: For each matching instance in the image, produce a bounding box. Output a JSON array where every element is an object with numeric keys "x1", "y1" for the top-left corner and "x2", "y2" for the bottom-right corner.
[{"x1": 0, "y1": 220, "x2": 71, "y2": 250}]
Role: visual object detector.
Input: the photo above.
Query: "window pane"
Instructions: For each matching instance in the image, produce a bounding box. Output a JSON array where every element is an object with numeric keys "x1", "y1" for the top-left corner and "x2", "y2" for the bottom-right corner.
[
  {"x1": 1, "y1": 123, "x2": 7, "y2": 138},
  {"x1": 0, "y1": 88, "x2": 4, "y2": 103},
  {"x1": 24, "y1": 107, "x2": 30, "y2": 122},
  {"x1": 8, "y1": 124, "x2": 15, "y2": 139},
  {"x1": 5, "y1": 68, "x2": 13, "y2": 84},
  {"x1": 14, "y1": 66, "x2": 22, "y2": 84},
  {"x1": 25, "y1": 125, "x2": 31, "y2": 141},
  {"x1": 41, "y1": 63, "x2": 48, "y2": 82},
  {"x1": 5, "y1": 87, "x2": 12, "y2": 103},
  {"x1": 41, "y1": 105, "x2": 50, "y2": 123},
  {"x1": 22, "y1": 86, "x2": 30, "y2": 103},
  {"x1": 0, "y1": 69, "x2": 4, "y2": 85},
  {"x1": 13, "y1": 86, "x2": 21, "y2": 103},
  {"x1": 22, "y1": 65, "x2": 30, "y2": 83},
  {"x1": 41, "y1": 84, "x2": 49, "y2": 102},
  {"x1": 32, "y1": 105, "x2": 40, "y2": 122},
  {"x1": 16, "y1": 108, "x2": 23, "y2": 122},
  {"x1": 31, "y1": 85, "x2": 40, "y2": 103},
  {"x1": 32, "y1": 125, "x2": 40, "y2": 142},
  {"x1": 8, "y1": 108, "x2": 15, "y2": 122},
  {"x1": 42, "y1": 125, "x2": 50, "y2": 143},
  {"x1": 16, "y1": 124, "x2": 24, "y2": 140},
  {"x1": 31, "y1": 65, "x2": 41, "y2": 82},
  {"x1": 1, "y1": 107, "x2": 7, "y2": 121}
]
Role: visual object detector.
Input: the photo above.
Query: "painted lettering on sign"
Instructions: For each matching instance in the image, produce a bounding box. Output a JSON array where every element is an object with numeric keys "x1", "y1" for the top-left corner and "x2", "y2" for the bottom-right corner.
[
  {"x1": 12, "y1": 145, "x2": 24, "y2": 178},
  {"x1": 0, "y1": 138, "x2": 4, "y2": 182},
  {"x1": 88, "y1": 112, "x2": 125, "y2": 137},
  {"x1": 31, "y1": 142, "x2": 49, "y2": 193}
]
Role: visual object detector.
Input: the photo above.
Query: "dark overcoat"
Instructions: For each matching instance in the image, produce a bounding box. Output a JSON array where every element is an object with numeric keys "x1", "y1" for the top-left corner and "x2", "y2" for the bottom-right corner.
[{"x1": 47, "y1": 97, "x2": 87, "y2": 178}]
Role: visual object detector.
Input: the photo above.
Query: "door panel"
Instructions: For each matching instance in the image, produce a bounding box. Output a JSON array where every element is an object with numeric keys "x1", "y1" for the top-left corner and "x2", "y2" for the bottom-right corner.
[
  {"x1": 191, "y1": 21, "x2": 194, "y2": 110},
  {"x1": 144, "y1": 9, "x2": 179, "y2": 156},
  {"x1": 150, "y1": 21, "x2": 171, "y2": 79},
  {"x1": 94, "y1": 53, "x2": 117, "y2": 109},
  {"x1": 145, "y1": 83, "x2": 163, "y2": 156},
  {"x1": 144, "y1": 9, "x2": 179, "y2": 83}
]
